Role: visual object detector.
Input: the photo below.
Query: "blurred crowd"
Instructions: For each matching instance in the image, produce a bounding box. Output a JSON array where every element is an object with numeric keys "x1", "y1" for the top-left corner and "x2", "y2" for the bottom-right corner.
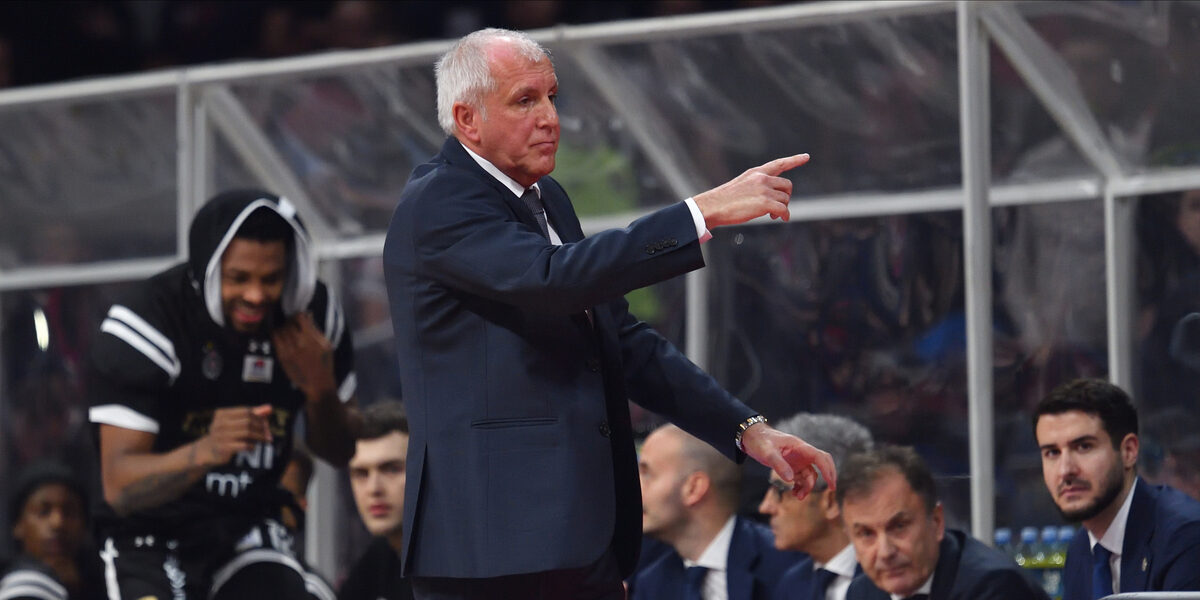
[{"x1": 0, "y1": 0, "x2": 786, "y2": 90}]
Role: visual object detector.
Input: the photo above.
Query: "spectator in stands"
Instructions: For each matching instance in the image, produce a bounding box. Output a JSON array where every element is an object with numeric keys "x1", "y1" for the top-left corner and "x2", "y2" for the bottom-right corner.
[
  {"x1": 1, "y1": 459, "x2": 104, "y2": 600},
  {"x1": 840, "y1": 446, "x2": 1047, "y2": 600},
  {"x1": 759, "y1": 413, "x2": 872, "y2": 600},
  {"x1": 631, "y1": 424, "x2": 796, "y2": 600},
  {"x1": 1033, "y1": 378, "x2": 1200, "y2": 598},
  {"x1": 339, "y1": 401, "x2": 413, "y2": 600}
]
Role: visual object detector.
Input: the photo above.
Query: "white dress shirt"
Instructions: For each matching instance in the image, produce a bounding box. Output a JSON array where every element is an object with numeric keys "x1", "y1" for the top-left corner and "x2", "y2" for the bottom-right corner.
[
  {"x1": 684, "y1": 515, "x2": 737, "y2": 600},
  {"x1": 817, "y1": 543, "x2": 858, "y2": 600},
  {"x1": 1087, "y1": 477, "x2": 1139, "y2": 596},
  {"x1": 888, "y1": 571, "x2": 934, "y2": 600}
]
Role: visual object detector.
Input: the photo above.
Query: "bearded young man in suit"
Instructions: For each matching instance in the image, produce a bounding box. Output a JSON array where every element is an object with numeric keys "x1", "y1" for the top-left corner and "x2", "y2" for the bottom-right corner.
[
  {"x1": 1034, "y1": 378, "x2": 1200, "y2": 599},
  {"x1": 838, "y1": 446, "x2": 1047, "y2": 600},
  {"x1": 382, "y1": 27, "x2": 836, "y2": 600}
]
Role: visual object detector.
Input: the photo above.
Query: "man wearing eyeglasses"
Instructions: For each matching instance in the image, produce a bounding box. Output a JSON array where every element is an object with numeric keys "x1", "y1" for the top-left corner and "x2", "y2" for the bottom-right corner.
[
  {"x1": 759, "y1": 413, "x2": 872, "y2": 600},
  {"x1": 631, "y1": 424, "x2": 796, "y2": 600}
]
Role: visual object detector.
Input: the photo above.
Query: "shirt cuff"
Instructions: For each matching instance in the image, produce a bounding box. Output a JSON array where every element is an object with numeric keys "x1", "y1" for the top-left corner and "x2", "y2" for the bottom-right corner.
[{"x1": 683, "y1": 197, "x2": 712, "y2": 244}]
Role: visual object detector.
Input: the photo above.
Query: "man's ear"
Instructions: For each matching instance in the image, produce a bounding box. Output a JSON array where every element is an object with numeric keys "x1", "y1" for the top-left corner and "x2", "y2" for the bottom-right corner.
[
  {"x1": 1121, "y1": 433, "x2": 1140, "y2": 470},
  {"x1": 681, "y1": 472, "x2": 711, "y2": 507},
  {"x1": 454, "y1": 102, "x2": 481, "y2": 144},
  {"x1": 820, "y1": 487, "x2": 840, "y2": 521},
  {"x1": 932, "y1": 502, "x2": 945, "y2": 542}
]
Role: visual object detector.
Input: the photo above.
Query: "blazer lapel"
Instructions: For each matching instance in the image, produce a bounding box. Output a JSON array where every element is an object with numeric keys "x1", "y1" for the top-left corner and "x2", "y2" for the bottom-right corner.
[
  {"x1": 928, "y1": 532, "x2": 962, "y2": 600},
  {"x1": 724, "y1": 519, "x2": 759, "y2": 600},
  {"x1": 538, "y1": 180, "x2": 584, "y2": 243},
  {"x1": 1120, "y1": 483, "x2": 1155, "y2": 592},
  {"x1": 440, "y1": 137, "x2": 546, "y2": 235}
]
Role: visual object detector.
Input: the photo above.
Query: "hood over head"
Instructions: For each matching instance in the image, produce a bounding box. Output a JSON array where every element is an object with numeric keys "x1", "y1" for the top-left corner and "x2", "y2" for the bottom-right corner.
[{"x1": 187, "y1": 189, "x2": 316, "y2": 328}]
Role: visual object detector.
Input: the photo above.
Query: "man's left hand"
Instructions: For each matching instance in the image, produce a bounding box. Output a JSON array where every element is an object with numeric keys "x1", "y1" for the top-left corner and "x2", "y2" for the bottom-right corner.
[
  {"x1": 272, "y1": 312, "x2": 336, "y2": 399},
  {"x1": 740, "y1": 423, "x2": 837, "y2": 501}
]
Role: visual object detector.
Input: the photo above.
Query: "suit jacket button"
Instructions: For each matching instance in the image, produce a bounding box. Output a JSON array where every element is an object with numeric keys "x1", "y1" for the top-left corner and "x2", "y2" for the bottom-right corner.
[
  {"x1": 599, "y1": 421, "x2": 611, "y2": 437},
  {"x1": 586, "y1": 358, "x2": 601, "y2": 372}
]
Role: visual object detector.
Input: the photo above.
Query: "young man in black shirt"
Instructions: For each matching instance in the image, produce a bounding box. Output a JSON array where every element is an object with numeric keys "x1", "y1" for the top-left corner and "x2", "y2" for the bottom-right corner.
[
  {"x1": 88, "y1": 189, "x2": 358, "y2": 599},
  {"x1": 1, "y1": 460, "x2": 105, "y2": 600},
  {"x1": 339, "y1": 401, "x2": 412, "y2": 600}
]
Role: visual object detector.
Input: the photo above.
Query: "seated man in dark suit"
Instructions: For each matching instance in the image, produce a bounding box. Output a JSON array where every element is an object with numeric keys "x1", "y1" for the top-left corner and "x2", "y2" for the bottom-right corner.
[
  {"x1": 339, "y1": 401, "x2": 414, "y2": 600},
  {"x1": 1033, "y1": 378, "x2": 1200, "y2": 599},
  {"x1": 838, "y1": 446, "x2": 1047, "y2": 600},
  {"x1": 631, "y1": 425, "x2": 795, "y2": 600},
  {"x1": 759, "y1": 413, "x2": 873, "y2": 600}
]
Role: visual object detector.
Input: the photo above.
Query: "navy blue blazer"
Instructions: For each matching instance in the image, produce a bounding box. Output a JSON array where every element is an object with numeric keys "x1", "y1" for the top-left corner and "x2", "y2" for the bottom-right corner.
[
  {"x1": 383, "y1": 138, "x2": 756, "y2": 579},
  {"x1": 771, "y1": 553, "x2": 862, "y2": 600},
  {"x1": 629, "y1": 517, "x2": 799, "y2": 600},
  {"x1": 1062, "y1": 481, "x2": 1200, "y2": 599},
  {"x1": 845, "y1": 529, "x2": 1048, "y2": 600}
]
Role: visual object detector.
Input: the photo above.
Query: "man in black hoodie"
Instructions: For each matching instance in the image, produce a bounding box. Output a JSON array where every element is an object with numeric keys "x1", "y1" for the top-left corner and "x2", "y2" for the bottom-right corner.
[{"x1": 88, "y1": 189, "x2": 357, "y2": 599}]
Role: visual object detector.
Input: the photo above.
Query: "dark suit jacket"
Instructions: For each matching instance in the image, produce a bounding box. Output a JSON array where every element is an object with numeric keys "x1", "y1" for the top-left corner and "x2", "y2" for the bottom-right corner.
[
  {"x1": 629, "y1": 517, "x2": 798, "y2": 600},
  {"x1": 845, "y1": 529, "x2": 1048, "y2": 600},
  {"x1": 772, "y1": 552, "x2": 862, "y2": 600},
  {"x1": 1062, "y1": 481, "x2": 1200, "y2": 599},
  {"x1": 383, "y1": 138, "x2": 756, "y2": 579},
  {"x1": 772, "y1": 556, "x2": 814, "y2": 600}
]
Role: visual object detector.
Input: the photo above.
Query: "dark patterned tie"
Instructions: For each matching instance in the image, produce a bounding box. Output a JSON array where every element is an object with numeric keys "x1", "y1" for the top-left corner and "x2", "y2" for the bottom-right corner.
[
  {"x1": 904, "y1": 595, "x2": 929, "y2": 600},
  {"x1": 521, "y1": 188, "x2": 550, "y2": 240},
  {"x1": 1092, "y1": 544, "x2": 1114, "y2": 599},
  {"x1": 684, "y1": 565, "x2": 708, "y2": 600},
  {"x1": 811, "y1": 567, "x2": 838, "y2": 600}
]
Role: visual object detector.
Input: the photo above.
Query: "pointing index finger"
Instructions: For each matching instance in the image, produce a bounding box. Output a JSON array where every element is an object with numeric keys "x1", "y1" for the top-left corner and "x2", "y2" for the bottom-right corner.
[{"x1": 758, "y1": 153, "x2": 810, "y2": 176}]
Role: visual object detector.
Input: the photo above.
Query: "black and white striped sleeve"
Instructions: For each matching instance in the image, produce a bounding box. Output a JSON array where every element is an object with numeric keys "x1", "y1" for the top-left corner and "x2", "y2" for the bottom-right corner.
[
  {"x1": 89, "y1": 302, "x2": 177, "y2": 434},
  {"x1": 0, "y1": 568, "x2": 67, "y2": 600}
]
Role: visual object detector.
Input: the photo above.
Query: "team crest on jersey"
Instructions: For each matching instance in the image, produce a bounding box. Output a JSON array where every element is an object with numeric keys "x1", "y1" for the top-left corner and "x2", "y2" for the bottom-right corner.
[
  {"x1": 201, "y1": 343, "x2": 222, "y2": 380},
  {"x1": 242, "y1": 355, "x2": 274, "y2": 383}
]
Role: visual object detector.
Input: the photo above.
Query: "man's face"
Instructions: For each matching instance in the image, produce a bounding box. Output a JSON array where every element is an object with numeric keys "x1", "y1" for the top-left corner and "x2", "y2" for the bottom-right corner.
[
  {"x1": 464, "y1": 43, "x2": 559, "y2": 188},
  {"x1": 758, "y1": 474, "x2": 832, "y2": 552},
  {"x1": 12, "y1": 483, "x2": 85, "y2": 564},
  {"x1": 638, "y1": 429, "x2": 689, "y2": 542},
  {"x1": 1036, "y1": 410, "x2": 1133, "y2": 523},
  {"x1": 349, "y1": 431, "x2": 409, "y2": 538},
  {"x1": 220, "y1": 238, "x2": 287, "y2": 334},
  {"x1": 842, "y1": 470, "x2": 943, "y2": 598}
]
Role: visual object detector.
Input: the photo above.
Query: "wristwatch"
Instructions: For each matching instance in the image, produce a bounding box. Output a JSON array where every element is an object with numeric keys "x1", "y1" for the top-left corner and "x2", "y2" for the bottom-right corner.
[{"x1": 734, "y1": 414, "x2": 768, "y2": 452}]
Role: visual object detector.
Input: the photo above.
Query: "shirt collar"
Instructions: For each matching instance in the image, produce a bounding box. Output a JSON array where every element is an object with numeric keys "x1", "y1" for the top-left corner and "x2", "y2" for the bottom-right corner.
[
  {"x1": 460, "y1": 141, "x2": 539, "y2": 199},
  {"x1": 889, "y1": 572, "x2": 934, "y2": 600},
  {"x1": 1088, "y1": 476, "x2": 1138, "y2": 556},
  {"x1": 819, "y1": 543, "x2": 859, "y2": 578},
  {"x1": 684, "y1": 515, "x2": 737, "y2": 572}
]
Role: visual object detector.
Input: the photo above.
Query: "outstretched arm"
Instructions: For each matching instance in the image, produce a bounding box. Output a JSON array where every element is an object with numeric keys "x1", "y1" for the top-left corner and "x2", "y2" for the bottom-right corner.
[{"x1": 98, "y1": 405, "x2": 273, "y2": 516}]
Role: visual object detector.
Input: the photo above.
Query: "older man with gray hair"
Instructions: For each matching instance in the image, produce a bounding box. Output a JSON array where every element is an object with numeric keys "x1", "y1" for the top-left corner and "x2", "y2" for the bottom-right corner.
[{"x1": 759, "y1": 413, "x2": 872, "y2": 600}]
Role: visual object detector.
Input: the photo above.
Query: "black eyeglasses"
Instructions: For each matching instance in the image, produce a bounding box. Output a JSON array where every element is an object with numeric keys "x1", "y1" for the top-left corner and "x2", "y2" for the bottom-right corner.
[
  {"x1": 767, "y1": 479, "x2": 792, "y2": 501},
  {"x1": 767, "y1": 478, "x2": 826, "y2": 500}
]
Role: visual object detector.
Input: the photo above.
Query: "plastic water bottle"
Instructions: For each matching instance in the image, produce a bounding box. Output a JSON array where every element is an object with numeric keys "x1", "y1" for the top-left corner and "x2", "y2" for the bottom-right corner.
[
  {"x1": 1040, "y1": 526, "x2": 1063, "y2": 600},
  {"x1": 1015, "y1": 526, "x2": 1039, "y2": 567},
  {"x1": 994, "y1": 527, "x2": 1013, "y2": 558}
]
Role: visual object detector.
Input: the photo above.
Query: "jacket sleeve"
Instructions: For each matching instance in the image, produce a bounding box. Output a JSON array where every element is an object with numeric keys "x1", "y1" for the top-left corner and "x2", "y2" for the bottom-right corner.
[{"x1": 408, "y1": 170, "x2": 703, "y2": 315}]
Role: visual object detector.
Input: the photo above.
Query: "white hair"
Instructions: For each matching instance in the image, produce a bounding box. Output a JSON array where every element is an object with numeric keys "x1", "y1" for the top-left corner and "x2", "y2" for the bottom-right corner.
[{"x1": 435, "y1": 28, "x2": 552, "y2": 136}]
